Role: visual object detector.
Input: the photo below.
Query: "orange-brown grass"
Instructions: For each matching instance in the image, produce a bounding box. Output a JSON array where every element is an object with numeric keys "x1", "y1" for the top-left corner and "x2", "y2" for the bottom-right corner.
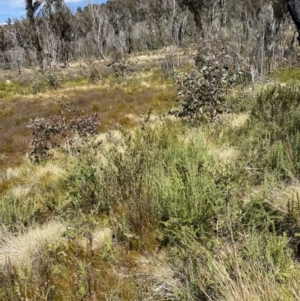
[{"x1": 0, "y1": 79, "x2": 176, "y2": 166}]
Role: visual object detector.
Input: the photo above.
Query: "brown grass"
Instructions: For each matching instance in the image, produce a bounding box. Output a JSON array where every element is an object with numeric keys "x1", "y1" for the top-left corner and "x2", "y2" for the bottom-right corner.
[
  {"x1": 0, "y1": 70, "x2": 176, "y2": 170},
  {"x1": 0, "y1": 48, "x2": 182, "y2": 159}
]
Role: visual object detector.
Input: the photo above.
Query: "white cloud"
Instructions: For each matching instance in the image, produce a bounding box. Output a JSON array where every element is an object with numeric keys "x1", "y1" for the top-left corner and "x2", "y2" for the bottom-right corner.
[{"x1": 0, "y1": 0, "x2": 25, "y2": 23}]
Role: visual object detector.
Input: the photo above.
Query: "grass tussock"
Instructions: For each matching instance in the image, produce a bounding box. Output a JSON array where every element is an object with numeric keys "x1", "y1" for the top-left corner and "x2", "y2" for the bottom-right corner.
[{"x1": 0, "y1": 222, "x2": 65, "y2": 272}]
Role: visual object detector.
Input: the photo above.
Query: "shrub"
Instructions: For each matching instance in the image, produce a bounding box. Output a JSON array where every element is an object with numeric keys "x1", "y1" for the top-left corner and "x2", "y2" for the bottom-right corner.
[
  {"x1": 112, "y1": 60, "x2": 135, "y2": 78},
  {"x1": 27, "y1": 98, "x2": 100, "y2": 161},
  {"x1": 44, "y1": 71, "x2": 61, "y2": 90},
  {"x1": 247, "y1": 85, "x2": 300, "y2": 179},
  {"x1": 64, "y1": 151, "x2": 109, "y2": 215},
  {"x1": 171, "y1": 50, "x2": 238, "y2": 121},
  {"x1": 88, "y1": 62, "x2": 103, "y2": 84},
  {"x1": 31, "y1": 80, "x2": 43, "y2": 94}
]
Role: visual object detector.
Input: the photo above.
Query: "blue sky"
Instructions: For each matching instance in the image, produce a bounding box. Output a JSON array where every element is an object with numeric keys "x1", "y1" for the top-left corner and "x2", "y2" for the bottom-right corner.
[{"x1": 0, "y1": 0, "x2": 107, "y2": 24}]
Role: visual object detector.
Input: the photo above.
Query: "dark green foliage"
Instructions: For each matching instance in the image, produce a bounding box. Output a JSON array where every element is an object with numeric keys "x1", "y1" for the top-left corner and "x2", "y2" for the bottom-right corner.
[
  {"x1": 173, "y1": 50, "x2": 237, "y2": 121},
  {"x1": 27, "y1": 98, "x2": 99, "y2": 161}
]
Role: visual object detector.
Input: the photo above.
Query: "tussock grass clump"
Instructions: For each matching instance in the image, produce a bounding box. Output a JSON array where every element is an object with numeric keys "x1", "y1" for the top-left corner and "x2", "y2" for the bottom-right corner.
[
  {"x1": 0, "y1": 222, "x2": 65, "y2": 272},
  {"x1": 174, "y1": 232, "x2": 300, "y2": 301}
]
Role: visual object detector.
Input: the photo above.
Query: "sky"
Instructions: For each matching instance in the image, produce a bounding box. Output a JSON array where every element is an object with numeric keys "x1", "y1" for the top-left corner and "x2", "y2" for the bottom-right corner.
[{"x1": 0, "y1": 0, "x2": 107, "y2": 24}]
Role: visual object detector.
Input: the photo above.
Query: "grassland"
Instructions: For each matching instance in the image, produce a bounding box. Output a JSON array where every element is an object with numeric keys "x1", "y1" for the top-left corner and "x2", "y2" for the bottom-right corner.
[
  {"x1": 0, "y1": 58, "x2": 178, "y2": 171},
  {"x1": 1, "y1": 55, "x2": 300, "y2": 300}
]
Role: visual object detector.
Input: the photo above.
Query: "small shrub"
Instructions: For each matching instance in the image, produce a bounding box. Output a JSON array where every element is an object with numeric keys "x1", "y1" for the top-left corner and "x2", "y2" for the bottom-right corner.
[
  {"x1": 27, "y1": 98, "x2": 100, "y2": 161},
  {"x1": 91, "y1": 101, "x2": 100, "y2": 112},
  {"x1": 160, "y1": 54, "x2": 176, "y2": 72},
  {"x1": 112, "y1": 60, "x2": 135, "y2": 78},
  {"x1": 64, "y1": 152, "x2": 108, "y2": 215},
  {"x1": 171, "y1": 49, "x2": 238, "y2": 121},
  {"x1": 31, "y1": 80, "x2": 43, "y2": 94},
  {"x1": 247, "y1": 85, "x2": 300, "y2": 179},
  {"x1": 88, "y1": 63, "x2": 103, "y2": 84},
  {"x1": 44, "y1": 71, "x2": 61, "y2": 90}
]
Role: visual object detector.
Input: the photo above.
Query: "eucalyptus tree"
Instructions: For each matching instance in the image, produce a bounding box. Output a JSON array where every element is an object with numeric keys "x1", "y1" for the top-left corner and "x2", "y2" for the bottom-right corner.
[
  {"x1": 86, "y1": 3, "x2": 109, "y2": 61},
  {"x1": 25, "y1": 0, "x2": 44, "y2": 69},
  {"x1": 41, "y1": 0, "x2": 74, "y2": 68},
  {"x1": 23, "y1": 0, "x2": 74, "y2": 69},
  {"x1": 0, "y1": 24, "x2": 14, "y2": 69}
]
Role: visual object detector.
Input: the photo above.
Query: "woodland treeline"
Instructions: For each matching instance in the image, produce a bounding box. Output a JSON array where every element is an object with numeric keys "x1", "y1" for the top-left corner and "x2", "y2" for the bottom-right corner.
[{"x1": 0, "y1": 0, "x2": 296, "y2": 75}]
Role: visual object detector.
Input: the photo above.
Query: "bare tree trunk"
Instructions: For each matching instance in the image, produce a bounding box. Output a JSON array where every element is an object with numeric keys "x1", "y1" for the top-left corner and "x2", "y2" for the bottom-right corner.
[
  {"x1": 88, "y1": 4, "x2": 109, "y2": 61},
  {"x1": 260, "y1": 20, "x2": 265, "y2": 76},
  {"x1": 25, "y1": 0, "x2": 45, "y2": 70}
]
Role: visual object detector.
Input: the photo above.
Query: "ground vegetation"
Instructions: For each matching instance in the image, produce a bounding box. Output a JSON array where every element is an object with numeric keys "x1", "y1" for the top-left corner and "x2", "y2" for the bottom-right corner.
[{"x1": 1, "y1": 0, "x2": 300, "y2": 300}]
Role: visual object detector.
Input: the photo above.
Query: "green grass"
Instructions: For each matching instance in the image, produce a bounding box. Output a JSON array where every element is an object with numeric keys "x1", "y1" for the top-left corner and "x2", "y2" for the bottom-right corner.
[
  {"x1": 0, "y1": 81, "x2": 33, "y2": 99},
  {"x1": 273, "y1": 68, "x2": 300, "y2": 84},
  {"x1": 62, "y1": 76, "x2": 89, "y2": 88}
]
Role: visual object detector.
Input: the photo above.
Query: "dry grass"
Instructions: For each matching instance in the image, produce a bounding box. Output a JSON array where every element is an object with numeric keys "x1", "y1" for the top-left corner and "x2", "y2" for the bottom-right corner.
[
  {"x1": 0, "y1": 221, "x2": 65, "y2": 273},
  {"x1": 0, "y1": 74, "x2": 261, "y2": 145},
  {"x1": 212, "y1": 146, "x2": 238, "y2": 164},
  {"x1": 0, "y1": 68, "x2": 176, "y2": 171},
  {"x1": 227, "y1": 113, "x2": 249, "y2": 128},
  {"x1": 3, "y1": 52, "x2": 299, "y2": 300},
  {"x1": 209, "y1": 262, "x2": 300, "y2": 301},
  {"x1": 136, "y1": 252, "x2": 182, "y2": 299},
  {"x1": 0, "y1": 159, "x2": 66, "y2": 198},
  {"x1": 79, "y1": 227, "x2": 113, "y2": 251}
]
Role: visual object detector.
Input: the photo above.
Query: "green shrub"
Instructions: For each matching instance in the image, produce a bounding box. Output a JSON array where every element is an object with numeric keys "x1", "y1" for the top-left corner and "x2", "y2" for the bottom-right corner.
[
  {"x1": 63, "y1": 150, "x2": 109, "y2": 215},
  {"x1": 88, "y1": 63, "x2": 103, "y2": 83},
  {"x1": 171, "y1": 50, "x2": 238, "y2": 121},
  {"x1": 44, "y1": 71, "x2": 61, "y2": 90},
  {"x1": 112, "y1": 60, "x2": 135, "y2": 78},
  {"x1": 0, "y1": 192, "x2": 41, "y2": 230},
  {"x1": 31, "y1": 80, "x2": 44, "y2": 94},
  {"x1": 246, "y1": 85, "x2": 300, "y2": 179}
]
